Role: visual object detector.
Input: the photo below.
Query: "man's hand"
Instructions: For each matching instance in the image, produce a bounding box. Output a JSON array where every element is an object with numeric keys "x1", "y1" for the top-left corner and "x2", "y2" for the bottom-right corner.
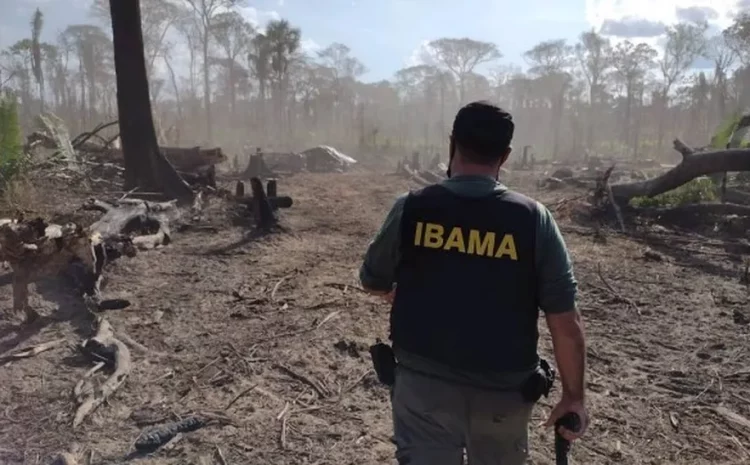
[{"x1": 544, "y1": 397, "x2": 588, "y2": 441}]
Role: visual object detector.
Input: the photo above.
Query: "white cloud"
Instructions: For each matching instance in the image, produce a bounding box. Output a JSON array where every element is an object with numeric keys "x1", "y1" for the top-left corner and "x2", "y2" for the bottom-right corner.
[
  {"x1": 300, "y1": 38, "x2": 322, "y2": 54},
  {"x1": 239, "y1": 6, "x2": 281, "y2": 31},
  {"x1": 585, "y1": 0, "x2": 736, "y2": 33}
]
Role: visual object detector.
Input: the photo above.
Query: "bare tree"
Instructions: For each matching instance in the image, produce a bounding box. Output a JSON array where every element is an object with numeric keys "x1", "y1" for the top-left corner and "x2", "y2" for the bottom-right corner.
[
  {"x1": 427, "y1": 38, "x2": 501, "y2": 105},
  {"x1": 656, "y1": 21, "x2": 708, "y2": 152},
  {"x1": 183, "y1": 0, "x2": 241, "y2": 143},
  {"x1": 704, "y1": 34, "x2": 736, "y2": 121}
]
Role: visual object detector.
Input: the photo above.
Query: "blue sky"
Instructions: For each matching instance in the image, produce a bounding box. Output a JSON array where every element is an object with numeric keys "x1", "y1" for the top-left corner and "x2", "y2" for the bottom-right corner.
[{"x1": 0, "y1": 0, "x2": 744, "y2": 82}]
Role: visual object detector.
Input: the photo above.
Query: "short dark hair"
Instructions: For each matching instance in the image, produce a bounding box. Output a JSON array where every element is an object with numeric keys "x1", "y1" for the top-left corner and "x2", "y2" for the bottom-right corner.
[{"x1": 451, "y1": 101, "x2": 514, "y2": 164}]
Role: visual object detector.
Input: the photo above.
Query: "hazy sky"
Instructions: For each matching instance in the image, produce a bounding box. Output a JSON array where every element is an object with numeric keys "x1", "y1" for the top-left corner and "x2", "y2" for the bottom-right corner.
[{"x1": 0, "y1": 0, "x2": 745, "y2": 81}]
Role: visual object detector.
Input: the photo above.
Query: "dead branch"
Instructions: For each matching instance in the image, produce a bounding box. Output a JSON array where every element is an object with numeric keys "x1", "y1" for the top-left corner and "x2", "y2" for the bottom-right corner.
[
  {"x1": 73, "y1": 317, "x2": 131, "y2": 429},
  {"x1": 72, "y1": 362, "x2": 105, "y2": 403},
  {"x1": 0, "y1": 339, "x2": 65, "y2": 365},
  {"x1": 596, "y1": 263, "x2": 641, "y2": 315},
  {"x1": 274, "y1": 363, "x2": 331, "y2": 398},
  {"x1": 71, "y1": 120, "x2": 119, "y2": 150}
]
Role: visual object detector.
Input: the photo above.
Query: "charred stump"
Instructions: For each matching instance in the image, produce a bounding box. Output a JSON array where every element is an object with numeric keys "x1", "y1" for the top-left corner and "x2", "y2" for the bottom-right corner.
[{"x1": 250, "y1": 177, "x2": 277, "y2": 229}]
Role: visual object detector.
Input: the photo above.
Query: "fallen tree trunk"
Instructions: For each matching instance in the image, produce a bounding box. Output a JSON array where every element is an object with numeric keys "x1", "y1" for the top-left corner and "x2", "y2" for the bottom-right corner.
[
  {"x1": 73, "y1": 317, "x2": 131, "y2": 429},
  {"x1": 86, "y1": 198, "x2": 177, "y2": 250},
  {"x1": 610, "y1": 139, "x2": 750, "y2": 203}
]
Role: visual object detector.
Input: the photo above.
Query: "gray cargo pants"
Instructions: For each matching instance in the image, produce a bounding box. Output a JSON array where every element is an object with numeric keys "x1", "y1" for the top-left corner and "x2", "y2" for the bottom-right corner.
[{"x1": 392, "y1": 366, "x2": 534, "y2": 465}]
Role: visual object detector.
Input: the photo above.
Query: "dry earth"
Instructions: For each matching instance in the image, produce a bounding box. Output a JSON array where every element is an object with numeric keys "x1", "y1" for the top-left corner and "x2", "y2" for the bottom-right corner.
[{"x1": 0, "y1": 170, "x2": 749, "y2": 465}]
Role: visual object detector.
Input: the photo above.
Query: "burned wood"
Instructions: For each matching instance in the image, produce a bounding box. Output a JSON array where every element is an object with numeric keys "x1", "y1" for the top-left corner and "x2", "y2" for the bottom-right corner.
[
  {"x1": 250, "y1": 177, "x2": 277, "y2": 229},
  {"x1": 134, "y1": 416, "x2": 207, "y2": 453},
  {"x1": 73, "y1": 317, "x2": 131, "y2": 428},
  {"x1": 267, "y1": 179, "x2": 278, "y2": 198}
]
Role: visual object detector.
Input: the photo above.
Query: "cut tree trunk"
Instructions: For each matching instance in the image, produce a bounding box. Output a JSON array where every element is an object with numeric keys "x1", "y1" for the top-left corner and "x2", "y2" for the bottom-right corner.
[
  {"x1": 109, "y1": 0, "x2": 193, "y2": 202},
  {"x1": 610, "y1": 139, "x2": 750, "y2": 203}
]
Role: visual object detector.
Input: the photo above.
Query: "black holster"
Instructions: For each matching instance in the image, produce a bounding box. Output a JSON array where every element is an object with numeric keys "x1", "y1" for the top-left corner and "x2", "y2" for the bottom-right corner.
[
  {"x1": 369, "y1": 340, "x2": 396, "y2": 387},
  {"x1": 520, "y1": 358, "x2": 556, "y2": 403}
]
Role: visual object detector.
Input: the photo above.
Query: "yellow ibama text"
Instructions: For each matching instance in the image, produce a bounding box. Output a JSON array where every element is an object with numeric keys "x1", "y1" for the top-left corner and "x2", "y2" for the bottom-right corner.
[{"x1": 413, "y1": 222, "x2": 518, "y2": 260}]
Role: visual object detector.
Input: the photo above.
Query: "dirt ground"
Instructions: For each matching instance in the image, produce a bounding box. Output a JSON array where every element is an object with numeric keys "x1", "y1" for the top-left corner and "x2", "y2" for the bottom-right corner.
[{"x1": 0, "y1": 169, "x2": 749, "y2": 465}]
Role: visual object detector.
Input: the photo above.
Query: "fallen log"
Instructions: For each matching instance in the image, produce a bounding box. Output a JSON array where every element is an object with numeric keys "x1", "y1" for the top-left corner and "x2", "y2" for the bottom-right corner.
[
  {"x1": 86, "y1": 198, "x2": 177, "y2": 250},
  {"x1": 610, "y1": 139, "x2": 750, "y2": 203},
  {"x1": 73, "y1": 317, "x2": 131, "y2": 429}
]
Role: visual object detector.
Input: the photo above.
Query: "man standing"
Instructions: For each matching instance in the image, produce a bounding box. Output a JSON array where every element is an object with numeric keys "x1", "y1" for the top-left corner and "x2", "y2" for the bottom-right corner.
[{"x1": 359, "y1": 101, "x2": 587, "y2": 465}]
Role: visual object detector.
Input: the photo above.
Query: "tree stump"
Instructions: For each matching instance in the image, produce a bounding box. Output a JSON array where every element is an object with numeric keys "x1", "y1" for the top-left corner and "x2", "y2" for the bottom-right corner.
[
  {"x1": 267, "y1": 179, "x2": 278, "y2": 198},
  {"x1": 250, "y1": 177, "x2": 276, "y2": 229}
]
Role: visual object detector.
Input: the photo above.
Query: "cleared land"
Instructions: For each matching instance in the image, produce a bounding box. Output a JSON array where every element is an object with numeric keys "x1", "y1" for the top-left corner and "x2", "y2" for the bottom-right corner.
[{"x1": 0, "y1": 169, "x2": 749, "y2": 465}]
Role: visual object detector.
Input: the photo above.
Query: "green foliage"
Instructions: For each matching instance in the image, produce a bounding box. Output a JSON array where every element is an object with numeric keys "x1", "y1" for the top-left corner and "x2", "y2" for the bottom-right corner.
[
  {"x1": 710, "y1": 112, "x2": 741, "y2": 149},
  {"x1": 629, "y1": 178, "x2": 717, "y2": 208},
  {"x1": 0, "y1": 94, "x2": 25, "y2": 184}
]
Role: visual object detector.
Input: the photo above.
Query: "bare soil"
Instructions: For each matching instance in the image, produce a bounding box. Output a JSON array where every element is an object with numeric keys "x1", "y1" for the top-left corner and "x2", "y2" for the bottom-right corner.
[{"x1": 0, "y1": 170, "x2": 749, "y2": 465}]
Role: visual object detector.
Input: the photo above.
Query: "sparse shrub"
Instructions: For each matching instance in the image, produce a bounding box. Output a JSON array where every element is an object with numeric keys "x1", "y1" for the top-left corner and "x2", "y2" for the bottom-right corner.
[
  {"x1": 629, "y1": 177, "x2": 717, "y2": 208},
  {"x1": 0, "y1": 93, "x2": 24, "y2": 185}
]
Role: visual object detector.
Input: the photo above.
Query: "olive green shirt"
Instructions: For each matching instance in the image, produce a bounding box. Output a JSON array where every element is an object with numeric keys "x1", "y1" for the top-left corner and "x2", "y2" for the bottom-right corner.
[{"x1": 359, "y1": 175, "x2": 577, "y2": 389}]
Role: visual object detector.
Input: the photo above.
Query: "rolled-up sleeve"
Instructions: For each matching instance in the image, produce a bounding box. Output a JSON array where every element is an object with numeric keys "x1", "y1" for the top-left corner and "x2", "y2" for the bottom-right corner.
[
  {"x1": 359, "y1": 194, "x2": 407, "y2": 292},
  {"x1": 535, "y1": 202, "x2": 577, "y2": 313}
]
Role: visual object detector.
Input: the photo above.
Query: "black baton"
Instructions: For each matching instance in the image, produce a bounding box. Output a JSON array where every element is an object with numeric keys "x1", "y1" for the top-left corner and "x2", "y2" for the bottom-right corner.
[{"x1": 554, "y1": 412, "x2": 581, "y2": 465}]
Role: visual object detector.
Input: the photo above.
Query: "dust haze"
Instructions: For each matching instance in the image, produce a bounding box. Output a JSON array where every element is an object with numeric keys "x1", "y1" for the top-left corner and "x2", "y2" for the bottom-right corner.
[{"x1": 0, "y1": 1, "x2": 749, "y2": 465}]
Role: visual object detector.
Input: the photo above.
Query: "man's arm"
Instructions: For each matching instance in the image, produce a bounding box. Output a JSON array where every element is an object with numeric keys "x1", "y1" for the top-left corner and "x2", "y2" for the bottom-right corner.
[
  {"x1": 359, "y1": 194, "x2": 406, "y2": 295},
  {"x1": 535, "y1": 203, "x2": 587, "y2": 438}
]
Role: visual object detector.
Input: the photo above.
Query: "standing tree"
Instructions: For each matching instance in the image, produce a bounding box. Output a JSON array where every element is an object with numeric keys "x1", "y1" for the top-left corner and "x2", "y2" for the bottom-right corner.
[
  {"x1": 656, "y1": 21, "x2": 708, "y2": 152},
  {"x1": 108, "y1": 0, "x2": 193, "y2": 201},
  {"x1": 265, "y1": 19, "x2": 301, "y2": 139},
  {"x1": 575, "y1": 30, "x2": 612, "y2": 149},
  {"x1": 704, "y1": 34, "x2": 736, "y2": 122},
  {"x1": 427, "y1": 38, "x2": 501, "y2": 105},
  {"x1": 610, "y1": 41, "x2": 657, "y2": 158},
  {"x1": 184, "y1": 0, "x2": 240, "y2": 143},
  {"x1": 524, "y1": 39, "x2": 574, "y2": 158},
  {"x1": 211, "y1": 11, "x2": 254, "y2": 119},
  {"x1": 30, "y1": 8, "x2": 45, "y2": 112}
]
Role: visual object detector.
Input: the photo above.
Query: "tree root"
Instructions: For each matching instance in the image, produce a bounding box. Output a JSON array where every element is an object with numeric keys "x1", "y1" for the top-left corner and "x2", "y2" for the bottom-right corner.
[{"x1": 73, "y1": 317, "x2": 131, "y2": 429}]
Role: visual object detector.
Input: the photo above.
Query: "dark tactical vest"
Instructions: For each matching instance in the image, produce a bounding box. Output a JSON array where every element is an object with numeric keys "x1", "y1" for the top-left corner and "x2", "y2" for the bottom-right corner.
[{"x1": 390, "y1": 184, "x2": 539, "y2": 373}]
